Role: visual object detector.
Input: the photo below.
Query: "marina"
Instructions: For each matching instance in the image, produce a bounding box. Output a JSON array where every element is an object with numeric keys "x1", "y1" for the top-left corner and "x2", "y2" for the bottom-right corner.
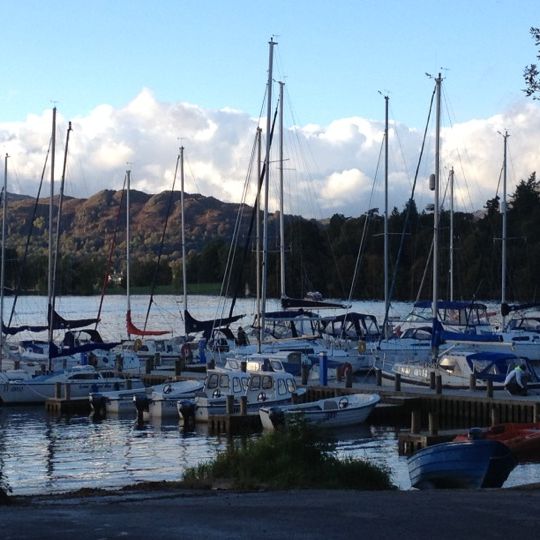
[{"x1": 4, "y1": 295, "x2": 540, "y2": 496}]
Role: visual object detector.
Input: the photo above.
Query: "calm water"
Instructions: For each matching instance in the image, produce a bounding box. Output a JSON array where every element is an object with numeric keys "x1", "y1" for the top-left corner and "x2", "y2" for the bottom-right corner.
[{"x1": 2, "y1": 295, "x2": 540, "y2": 495}]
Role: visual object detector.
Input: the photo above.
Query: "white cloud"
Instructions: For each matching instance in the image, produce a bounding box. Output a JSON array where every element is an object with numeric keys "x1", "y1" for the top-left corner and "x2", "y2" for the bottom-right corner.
[{"x1": 1, "y1": 89, "x2": 540, "y2": 219}]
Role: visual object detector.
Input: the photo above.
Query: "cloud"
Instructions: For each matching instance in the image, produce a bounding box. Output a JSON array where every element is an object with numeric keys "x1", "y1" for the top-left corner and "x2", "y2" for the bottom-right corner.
[{"x1": 1, "y1": 89, "x2": 539, "y2": 219}]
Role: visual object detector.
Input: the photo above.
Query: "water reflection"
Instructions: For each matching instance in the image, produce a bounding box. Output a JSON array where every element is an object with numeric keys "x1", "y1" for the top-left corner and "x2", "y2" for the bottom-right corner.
[{"x1": 2, "y1": 406, "x2": 540, "y2": 495}]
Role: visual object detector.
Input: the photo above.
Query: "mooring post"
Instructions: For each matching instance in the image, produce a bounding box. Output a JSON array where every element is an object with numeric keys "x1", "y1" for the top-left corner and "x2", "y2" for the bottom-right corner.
[
  {"x1": 241, "y1": 360, "x2": 247, "y2": 373},
  {"x1": 64, "y1": 382, "x2": 71, "y2": 401},
  {"x1": 430, "y1": 371, "x2": 436, "y2": 389},
  {"x1": 226, "y1": 394, "x2": 234, "y2": 415},
  {"x1": 428, "y1": 411, "x2": 438, "y2": 435},
  {"x1": 345, "y1": 369, "x2": 353, "y2": 388},
  {"x1": 534, "y1": 402, "x2": 540, "y2": 423},
  {"x1": 240, "y1": 395, "x2": 247, "y2": 416},
  {"x1": 301, "y1": 364, "x2": 309, "y2": 385},
  {"x1": 375, "y1": 368, "x2": 382, "y2": 386},
  {"x1": 145, "y1": 357, "x2": 153, "y2": 375},
  {"x1": 394, "y1": 373, "x2": 401, "y2": 392},
  {"x1": 207, "y1": 358, "x2": 216, "y2": 371},
  {"x1": 435, "y1": 374, "x2": 442, "y2": 395},
  {"x1": 469, "y1": 373, "x2": 476, "y2": 391},
  {"x1": 486, "y1": 379, "x2": 493, "y2": 398},
  {"x1": 490, "y1": 404, "x2": 500, "y2": 426},
  {"x1": 411, "y1": 409, "x2": 421, "y2": 434},
  {"x1": 55, "y1": 382, "x2": 62, "y2": 399},
  {"x1": 175, "y1": 359, "x2": 182, "y2": 376}
]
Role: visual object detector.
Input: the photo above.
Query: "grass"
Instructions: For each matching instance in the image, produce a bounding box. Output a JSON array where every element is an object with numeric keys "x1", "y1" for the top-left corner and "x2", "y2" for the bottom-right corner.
[{"x1": 183, "y1": 421, "x2": 396, "y2": 491}]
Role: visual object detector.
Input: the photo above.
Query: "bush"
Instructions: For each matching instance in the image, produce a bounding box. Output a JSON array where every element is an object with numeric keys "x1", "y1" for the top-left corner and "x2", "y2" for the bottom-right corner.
[{"x1": 184, "y1": 421, "x2": 395, "y2": 490}]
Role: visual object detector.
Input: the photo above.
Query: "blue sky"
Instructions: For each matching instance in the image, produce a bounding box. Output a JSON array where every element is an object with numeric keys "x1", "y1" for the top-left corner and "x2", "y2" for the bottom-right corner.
[{"x1": 1, "y1": 0, "x2": 540, "y2": 217}]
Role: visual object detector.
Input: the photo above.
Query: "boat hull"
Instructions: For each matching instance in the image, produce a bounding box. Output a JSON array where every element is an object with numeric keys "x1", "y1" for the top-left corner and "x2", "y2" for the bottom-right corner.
[{"x1": 408, "y1": 439, "x2": 516, "y2": 489}]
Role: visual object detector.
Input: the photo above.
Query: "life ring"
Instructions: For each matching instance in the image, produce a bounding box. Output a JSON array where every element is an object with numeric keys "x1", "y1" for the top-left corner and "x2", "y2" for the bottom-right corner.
[
  {"x1": 358, "y1": 340, "x2": 366, "y2": 353},
  {"x1": 180, "y1": 342, "x2": 192, "y2": 360},
  {"x1": 338, "y1": 362, "x2": 353, "y2": 379},
  {"x1": 257, "y1": 391, "x2": 267, "y2": 402},
  {"x1": 338, "y1": 397, "x2": 349, "y2": 409},
  {"x1": 134, "y1": 338, "x2": 143, "y2": 352}
]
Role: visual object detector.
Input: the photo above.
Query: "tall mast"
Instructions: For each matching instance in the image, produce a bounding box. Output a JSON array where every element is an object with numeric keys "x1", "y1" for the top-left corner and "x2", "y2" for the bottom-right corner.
[
  {"x1": 256, "y1": 127, "x2": 262, "y2": 351},
  {"x1": 126, "y1": 169, "x2": 132, "y2": 339},
  {"x1": 501, "y1": 130, "x2": 509, "y2": 326},
  {"x1": 279, "y1": 80, "x2": 286, "y2": 299},
  {"x1": 449, "y1": 167, "x2": 454, "y2": 301},
  {"x1": 383, "y1": 94, "x2": 389, "y2": 335},
  {"x1": 0, "y1": 153, "x2": 8, "y2": 370},
  {"x1": 260, "y1": 36, "x2": 276, "y2": 344},
  {"x1": 180, "y1": 146, "x2": 188, "y2": 329},
  {"x1": 47, "y1": 107, "x2": 56, "y2": 349},
  {"x1": 432, "y1": 73, "x2": 442, "y2": 362}
]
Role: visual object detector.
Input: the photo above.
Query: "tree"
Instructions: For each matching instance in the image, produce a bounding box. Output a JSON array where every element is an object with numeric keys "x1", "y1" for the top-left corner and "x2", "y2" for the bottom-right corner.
[{"x1": 523, "y1": 27, "x2": 540, "y2": 99}]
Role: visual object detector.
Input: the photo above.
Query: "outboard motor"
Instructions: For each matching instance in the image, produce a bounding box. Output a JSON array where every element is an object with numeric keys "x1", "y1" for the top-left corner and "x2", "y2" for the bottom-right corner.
[
  {"x1": 134, "y1": 394, "x2": 150, "y2": 423},
  {"x1": 268, "y1": 407, "x2": 286, "y2": 428},
  {"x1": 179, "y1": 400, "x2": 196, "y2": 430},
  {"x1": 89, "y1": 393, "x2": 107, "y2": 419}
]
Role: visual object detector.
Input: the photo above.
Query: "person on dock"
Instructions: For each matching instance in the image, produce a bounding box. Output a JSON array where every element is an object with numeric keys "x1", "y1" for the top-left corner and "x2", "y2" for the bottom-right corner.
[{"x1": 504, "y1": 362, "x2": 530, "y2": 396}]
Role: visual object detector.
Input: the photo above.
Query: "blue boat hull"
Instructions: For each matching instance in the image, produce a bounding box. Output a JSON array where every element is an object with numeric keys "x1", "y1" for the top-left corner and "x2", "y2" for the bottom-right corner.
[{"x1": 408, "y1": 439, "x2": 516, "y2": 489}]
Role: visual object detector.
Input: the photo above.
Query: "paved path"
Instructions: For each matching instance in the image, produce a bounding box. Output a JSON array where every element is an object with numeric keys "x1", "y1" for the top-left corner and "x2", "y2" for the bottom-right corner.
[{"x1": 2, "y1": 487, "x2": 540, "y2": 539}]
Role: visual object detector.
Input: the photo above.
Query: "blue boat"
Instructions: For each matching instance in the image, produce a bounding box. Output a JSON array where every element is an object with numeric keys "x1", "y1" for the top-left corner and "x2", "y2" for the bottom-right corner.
[{"x1": 408, "y1": 439, "x2": 516, "y2": 489}]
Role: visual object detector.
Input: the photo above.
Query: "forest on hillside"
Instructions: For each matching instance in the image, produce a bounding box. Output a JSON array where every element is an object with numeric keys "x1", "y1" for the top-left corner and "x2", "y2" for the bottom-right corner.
[{"x1": 2, "y1": 172, "x2": 540, "y2": 303}]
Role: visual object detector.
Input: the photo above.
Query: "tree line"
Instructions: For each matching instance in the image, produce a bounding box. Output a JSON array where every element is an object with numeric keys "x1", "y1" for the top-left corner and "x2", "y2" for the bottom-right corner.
[{"x1": 3, "y1": 172, "x2": 539, "y2": 303}]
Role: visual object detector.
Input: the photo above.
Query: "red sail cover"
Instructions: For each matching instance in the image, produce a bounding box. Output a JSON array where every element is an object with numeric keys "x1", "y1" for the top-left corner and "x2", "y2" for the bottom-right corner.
[{"x1": 126, "y1": 310, "x2": 170, "y2": 336}]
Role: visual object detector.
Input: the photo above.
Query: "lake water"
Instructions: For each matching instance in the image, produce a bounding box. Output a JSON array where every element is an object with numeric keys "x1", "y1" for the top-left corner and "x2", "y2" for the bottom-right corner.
[{"x1": 2, "y1": 295, "x2": 540, "y2": 495}]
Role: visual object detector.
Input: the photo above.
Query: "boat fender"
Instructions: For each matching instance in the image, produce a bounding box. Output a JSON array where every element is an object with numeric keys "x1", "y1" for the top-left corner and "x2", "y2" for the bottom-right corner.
[
  {"x1": 134, "y1": 338, "x2": 143, "y2": 352},
  {"x1": 258, "y1": 391, "x2": 267, "y2": 402},
  {"x1": 358, "y1": 340, "x2": 366, "y2": 353},
  {"x1": 338, "y1": 397, "x2": 349, "y2": 409},
  {"x1": 163, "y1": 384, "x2": 172, "y2": 395}
]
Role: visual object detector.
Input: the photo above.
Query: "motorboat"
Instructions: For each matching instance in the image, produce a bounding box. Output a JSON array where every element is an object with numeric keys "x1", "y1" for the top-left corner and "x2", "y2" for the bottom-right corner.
[
  {"x1": 380, "y1": 350, "x2": 540, "y2": 392},
  {"x1": 408, "y1": 439, "x2": 516, "y2": 489},
  {"x1": 454, "y1": 423, "x2": 540, "y2": 462},
  {"x1": 0, "y1": 365, "x2": 143, "y2": 405},
  {"x1": 259, "y1": 392, "x2": 380, "y2": 430},
  {"x1": 178, "y1": 369, "x2": 305, "y2": 423},
  {"x1": 132, "y1": 378, "x2": 206, "y2": 419}
]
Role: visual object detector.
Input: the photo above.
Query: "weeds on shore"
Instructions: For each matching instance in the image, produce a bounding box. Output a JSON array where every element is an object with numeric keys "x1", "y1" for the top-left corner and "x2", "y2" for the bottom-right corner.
[{"x1": 184, "y1": 421, "x2": 395, "y2": 490}]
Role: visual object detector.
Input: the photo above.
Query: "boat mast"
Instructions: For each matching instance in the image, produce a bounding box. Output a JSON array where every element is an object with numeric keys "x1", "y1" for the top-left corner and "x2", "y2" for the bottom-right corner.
[
  {"x1": 260, "y1": 36, "x2": 276, "y2": 345},
  {"x1": 449, "y1": 167, "x2": 454, "y2": 301},
  {"x1": 180, "y1": 146, "x2": 188, "y2": 332},
  {"x1": 256, "y1": 127, "x2": 262, "y2": 352},
  {"x1": 126, "y1": 169, "x2": 132, "y2": 339},
  {"x1": 47, "y1": 107, "x2": 56, "y2": 355},
  {"x1": 501, "y1": 130, "x2": 509, "y2": 327},
  {"x1": 279, "y1": 80, "x2": 286, "y2": 299},
  {"x1": 0, "y1": 153, "x2": 7, "y2": 370},
  {"x1": 432, "y1": 73, "x2": 442, "y2": 362},
  {"x1": 383, "y1": 94, "x2": 389, "y2": 336}
]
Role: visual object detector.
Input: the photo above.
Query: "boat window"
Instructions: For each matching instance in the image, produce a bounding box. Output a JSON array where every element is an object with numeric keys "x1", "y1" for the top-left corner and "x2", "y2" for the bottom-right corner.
[
  {"x1": 249, "y1": 374, "x2": 261, "y2": 390},
  {"x1": 286, "y1": 379, "x2": 296, "y2": 393},
  {"x1": 228, "y1": 359, "x2": 240, "y2": 370},
  {"x1": 69, "y1": 373, "x2": 96, "y2": 380},
  {"x1": 278, "y1": 379, "x2": 287, "y2": 396},
  {"x1": 270, "y1": 360, "x2": 283, "y2": 371},
  {"x1": 262, "y1": 375, "x2": 273, "y2": 390},
  {"x1": 206, "y1": 373, "x2": 219, "y2": 389},
  {"x1": 219, "y1": 374, "x2": 230, "y2": 390},
  {"x1": 233, "y1": 377, "x2": 243, "y2": 393},
  {"x1": 241, "y1": 377, "x2": 249, "y2": 391}
]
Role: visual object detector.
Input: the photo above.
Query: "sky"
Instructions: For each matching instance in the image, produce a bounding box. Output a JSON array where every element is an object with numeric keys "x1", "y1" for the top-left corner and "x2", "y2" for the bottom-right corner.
[{"x1": 1, "y1": 0, "x2": 539, "y2": 219}]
